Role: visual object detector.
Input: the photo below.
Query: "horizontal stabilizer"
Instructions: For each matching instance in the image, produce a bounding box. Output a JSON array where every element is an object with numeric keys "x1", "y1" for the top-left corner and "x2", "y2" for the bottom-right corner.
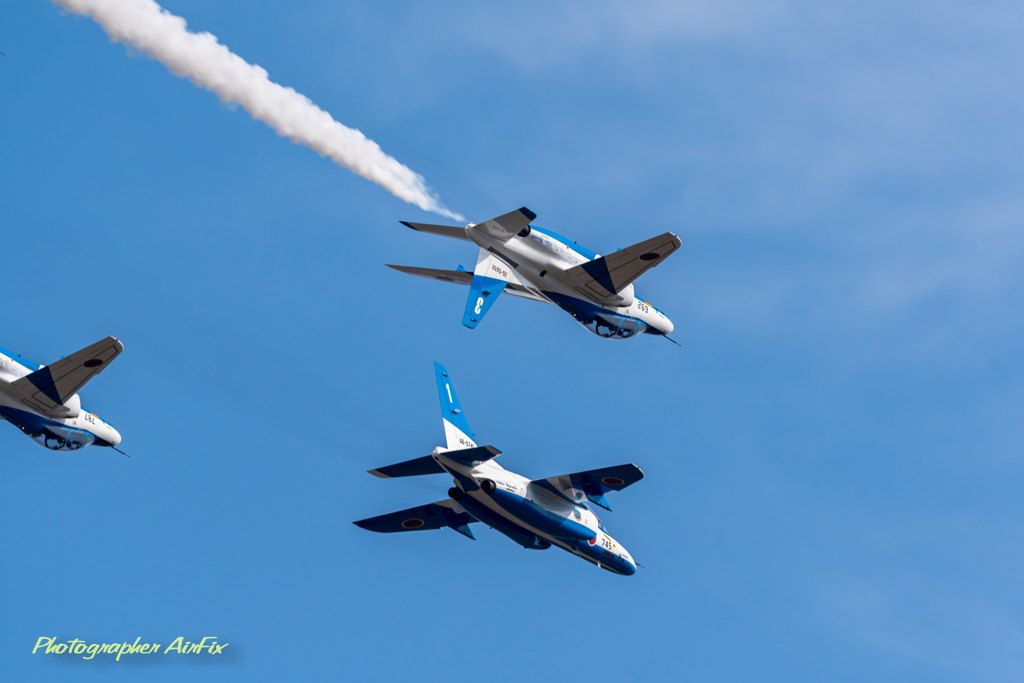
[
  {"x1": 399, "y1": 221, "x2": 471, "y2": 241},
  {"x1": 469, "y1": 207, "x2": 536, "y2": 243},
  {"x1": 385, "y1": 264, "x2": 551, "y2": 304},
  {"x1": 368, "y1": 454, "x2": 444, "y2": 479},
  {"x1": 533, "y1": 463, "x2": 644, "y2": 511},
  {"x1": 12, "y1": 336, "x2": 123, "y2": 416},
  {"x1": 444, "y1": 444, "x2": 501, "y2": 466},
  {"x1": 566, "y1": 232, "x2": 681, "y2": 301},
  {"x1": 354, "y1": 499, "x2": 477, "y2": 540}
]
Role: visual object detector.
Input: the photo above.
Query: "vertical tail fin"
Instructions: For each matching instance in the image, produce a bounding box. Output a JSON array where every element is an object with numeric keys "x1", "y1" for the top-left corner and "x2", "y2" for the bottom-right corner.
[
  {"x1": 462, "y1": 274, "x2": 507, "y2": 328},
  {"x1": 462, "y1": 250, "x2": 520, "y2": 329},
  {"x1": 433, "y1": 362, "x2": 477, "y2": 450}
]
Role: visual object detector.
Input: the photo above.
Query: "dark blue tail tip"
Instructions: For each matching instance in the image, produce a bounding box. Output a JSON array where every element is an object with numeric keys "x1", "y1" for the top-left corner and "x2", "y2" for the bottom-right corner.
[{"x1": 519, "y1": 207, "x2": 537, "y2": 221}]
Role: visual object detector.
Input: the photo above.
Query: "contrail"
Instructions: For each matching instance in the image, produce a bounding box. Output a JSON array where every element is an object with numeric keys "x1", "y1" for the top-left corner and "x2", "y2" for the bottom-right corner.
[{"x1": 51, "y1": 0, "x2": 462, "y2": 220}]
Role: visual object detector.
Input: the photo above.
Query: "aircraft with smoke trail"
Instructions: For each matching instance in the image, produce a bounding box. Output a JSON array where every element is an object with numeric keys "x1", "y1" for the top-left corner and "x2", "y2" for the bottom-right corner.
[
  {"x1": 0, "y1": 338, "x2": 124, "y2": 453},
  {"x1": 388, "y1": 207, "x2": 680, "y2": 340},
  {"x1": 355, "y1": 362, "x2": 644, "y2": 575}
]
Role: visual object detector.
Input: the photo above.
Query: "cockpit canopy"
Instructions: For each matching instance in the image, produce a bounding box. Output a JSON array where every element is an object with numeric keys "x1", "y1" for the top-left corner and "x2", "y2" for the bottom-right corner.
[
  {"x1": 546, "y1": 292, "x2": 649, "y2": 340},
  {"x1": 30, "y1": 425, "x2": 94, "y2": 451},
  {"x1": 581, "y1": 312, "x2": 646, "y2": 339}
]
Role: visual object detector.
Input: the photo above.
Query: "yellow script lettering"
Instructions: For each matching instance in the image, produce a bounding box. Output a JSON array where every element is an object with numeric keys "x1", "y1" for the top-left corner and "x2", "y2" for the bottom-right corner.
[{"x1": 33, "y1": 637, "x2": 54, "y2": 654}]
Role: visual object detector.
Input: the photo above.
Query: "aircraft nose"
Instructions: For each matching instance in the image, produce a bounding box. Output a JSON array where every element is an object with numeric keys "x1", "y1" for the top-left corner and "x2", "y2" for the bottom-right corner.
[
  {"x1": 661, "y1": 317, "x2": 674, "y2": 335},
  {"x1": 108, "y1": 426, "x2": 122, "y2": 446},
  {"x1": 619, "y1": 558, "x2": 637, "y2": 576}
]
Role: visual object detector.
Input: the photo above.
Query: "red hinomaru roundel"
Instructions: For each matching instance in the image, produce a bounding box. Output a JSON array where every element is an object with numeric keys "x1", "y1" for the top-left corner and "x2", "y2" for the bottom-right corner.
[
  {"x1": 602, "y1": 477, "x2": 625, "y2": 486},
  {"x1": 402, "y1": 519, "x2": 425, "y2": 529}
]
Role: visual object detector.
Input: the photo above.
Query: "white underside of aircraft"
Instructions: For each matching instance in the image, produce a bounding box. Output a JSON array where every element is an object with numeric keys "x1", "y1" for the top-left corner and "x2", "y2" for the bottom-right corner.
[{"x1": 388, "y1": 207, "x2": 680, "y2": 340}]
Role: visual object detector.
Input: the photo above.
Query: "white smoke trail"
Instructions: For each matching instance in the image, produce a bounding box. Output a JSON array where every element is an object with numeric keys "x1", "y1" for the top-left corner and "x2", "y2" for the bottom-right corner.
[{"x1": 51, "y1": 0, "x2": 462, "y2": 221}]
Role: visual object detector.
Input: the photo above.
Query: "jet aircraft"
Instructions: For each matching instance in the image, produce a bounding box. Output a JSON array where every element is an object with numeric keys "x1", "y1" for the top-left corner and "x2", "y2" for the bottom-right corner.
[
  {"x1": 355, "y1": 362, "x2": 644, "y2": 575},
  {"x1": 0, "y1": 337, "x2": 123, "y2": 452},
  {"x1": 388, "y1": 207, "x2": 680, "y2": 340}
]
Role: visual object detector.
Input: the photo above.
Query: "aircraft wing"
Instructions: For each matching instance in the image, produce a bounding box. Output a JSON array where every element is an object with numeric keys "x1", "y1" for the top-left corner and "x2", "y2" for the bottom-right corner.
[
  {"x1": 532, "y1": 463, "x2": 644, "y2": 512},
  {"x1": 385, "y1": 265, "x2": 552, "y2": 304},
  {"x1": 565, "y1": 232, "x2": 681, "y2": 301},
  {"x1": 354, "y1": 499, "x2": 477, "y2": 540},
  {"x1": 399, "y1": 221, "x2": 471, "y2": 242},
  {"x1": 11, "y1": 336, "x2": 123, "y2": 415},
  {"x1": 368, "y1": 454, "x2": 445, "y2": 479},
  {"x1": 401, "y1": 208, "x2": 535, "y2": 244},
  {"x1": 469, "y1": 207, "x2": 536, "y2": 243}
]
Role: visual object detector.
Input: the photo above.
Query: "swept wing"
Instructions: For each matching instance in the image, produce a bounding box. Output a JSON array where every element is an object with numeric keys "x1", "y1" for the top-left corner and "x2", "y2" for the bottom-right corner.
[
  {"x1": 353, "y1": 499, "x2": 477, "y2": 540},
  {"x1": 533, "y1": 463, "x2": 644, "y2": 511},
  {"x1": 385, "y1": 265, "x2": 551, "y2": 304},
  {"x1": 9, "y1": 336, "x2": 123, "y2": 417},
  {"x1": 565, "y1": 232, "x2": 681, "y2": 302}
]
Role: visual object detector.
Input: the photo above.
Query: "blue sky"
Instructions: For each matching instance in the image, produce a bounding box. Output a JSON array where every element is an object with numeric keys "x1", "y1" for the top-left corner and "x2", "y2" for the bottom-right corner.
[{"x1": 3, "y1": 1, "x2": 1024, "y2": 681}]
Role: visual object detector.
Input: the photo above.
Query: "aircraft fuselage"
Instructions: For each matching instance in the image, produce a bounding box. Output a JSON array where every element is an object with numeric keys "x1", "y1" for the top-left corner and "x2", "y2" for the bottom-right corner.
[
  {"x1": 466, "y1": 223, "x2": 675, "y2": 340},
  {"x1": 433, "y1": 447, "x2": 637, "y2": 576}
]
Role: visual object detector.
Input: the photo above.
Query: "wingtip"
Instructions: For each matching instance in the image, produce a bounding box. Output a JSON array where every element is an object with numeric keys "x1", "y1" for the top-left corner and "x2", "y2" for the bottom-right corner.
[
  {"x1": 399, "y1": 221, "x2": 417, "y2": 230},
  {"x1": 519, "y1": 207, "x2": 537, "y2": 221},
  {"x1": 367, "y1": 469, "x2": 390, "y2": 479}
]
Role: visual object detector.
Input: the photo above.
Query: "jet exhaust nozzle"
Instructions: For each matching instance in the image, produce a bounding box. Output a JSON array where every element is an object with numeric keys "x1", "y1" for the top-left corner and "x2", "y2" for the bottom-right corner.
[{"x1": 480, "y1": 479, "x2": 496, "y2": 495}]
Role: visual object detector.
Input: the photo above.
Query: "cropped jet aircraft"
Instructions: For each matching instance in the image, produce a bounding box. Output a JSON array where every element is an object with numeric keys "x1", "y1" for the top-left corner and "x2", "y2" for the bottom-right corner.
[
  {"x1": 388, "y1": 207, "x2": 680, "y2": 340},
  {"x1": 355, "y1": 362, "x2": 644, "y2": 575},
  {"x1": 0, "y1": 337, "x2": 123, "y2": 452}
]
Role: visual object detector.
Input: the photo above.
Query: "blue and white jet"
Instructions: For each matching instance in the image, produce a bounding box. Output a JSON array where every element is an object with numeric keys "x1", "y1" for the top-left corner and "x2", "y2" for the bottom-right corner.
[
  {"x1": 355, "y1": 362, "x2": 644, "y2": 575},
  {"x1": 388, "y1": 207, "x2": 680, "y2": 340},
  {"x1": 0, "y1": 337, "x2": 124, "y2": 452}
]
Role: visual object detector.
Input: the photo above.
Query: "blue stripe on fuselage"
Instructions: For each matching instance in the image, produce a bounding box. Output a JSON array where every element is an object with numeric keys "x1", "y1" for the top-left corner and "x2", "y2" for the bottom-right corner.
[
  {"x1": 488, "y1": 488, "x2": 596, "y2": 541},
  {"x1": 0, "y1": 347, "x2": 41, "y2": 372},
  {"x1": 0, "y1": 406, "x2": 61, "y2": 433},
  {"x1": 543, "y1": 292, "x2": 648, "y2": 330},
  {"x1": 438, "y1": 461, "x2": 552, "y2": 549},
  {"x1": 0, "y1": 406, "x2": 107, "y2": 442},
  {"x1": 456, "y1": 495, "x2": 551, "y2": 550}
]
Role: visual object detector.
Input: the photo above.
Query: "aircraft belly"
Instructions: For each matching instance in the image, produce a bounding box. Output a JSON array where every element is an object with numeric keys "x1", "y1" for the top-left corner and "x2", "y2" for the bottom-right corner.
[
  {"x1": 492, "y1": 241, "x2": 573, "y2": 290},
  {"x1": 458, "y1": 495, "x2": 551, "y2": 550},
  {"x1": 487, "y1": 488, "x2": 596, "y2": 541}
]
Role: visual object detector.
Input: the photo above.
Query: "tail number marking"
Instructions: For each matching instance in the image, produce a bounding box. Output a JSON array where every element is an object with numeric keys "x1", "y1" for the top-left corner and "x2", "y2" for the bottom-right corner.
[
  {"x1": 474, "y1": 298, "x2": 484, "y2": 314},
  {"x1": 446, "y1": 384, "x2": 453, "y2": 404}
]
